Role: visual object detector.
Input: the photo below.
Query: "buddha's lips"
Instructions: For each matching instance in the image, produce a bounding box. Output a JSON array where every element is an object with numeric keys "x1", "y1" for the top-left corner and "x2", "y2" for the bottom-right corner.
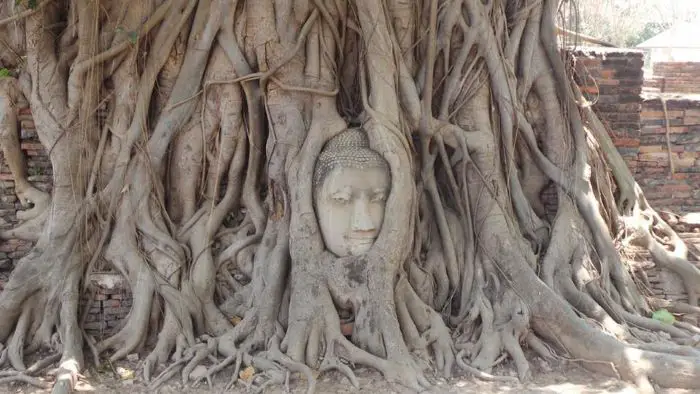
[{"x1": 347, "y1": 236, "x2": 376, "y2": 244}]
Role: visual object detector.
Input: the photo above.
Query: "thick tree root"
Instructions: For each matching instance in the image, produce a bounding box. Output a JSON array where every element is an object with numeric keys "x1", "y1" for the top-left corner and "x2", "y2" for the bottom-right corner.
[
  {"x1": 4, "y1": 1, "x2": 700, "y2": 393},
  {"x1": 0, "y1": 373, "x2": 52, "y2": 389},
  {"x1": 454, "y1": 351, "x2": 519, "y2": 383}
]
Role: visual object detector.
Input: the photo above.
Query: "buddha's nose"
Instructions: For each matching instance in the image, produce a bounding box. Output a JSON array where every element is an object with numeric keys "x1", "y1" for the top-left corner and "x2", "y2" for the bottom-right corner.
[{"x1": 351, "y1": 196, "x2": 376, "y2": 233}]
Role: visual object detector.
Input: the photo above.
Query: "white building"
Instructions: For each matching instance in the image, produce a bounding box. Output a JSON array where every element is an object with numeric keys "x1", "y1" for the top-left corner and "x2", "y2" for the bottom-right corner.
[{"x1": 636, "y1": 22, "x2": 700, "y2": 65}]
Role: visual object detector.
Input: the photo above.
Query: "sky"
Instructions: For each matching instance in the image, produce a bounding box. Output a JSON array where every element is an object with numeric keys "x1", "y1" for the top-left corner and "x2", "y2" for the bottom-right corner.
[{"x1": 564, "y1": 0, "x2": 700, "y2": 47}]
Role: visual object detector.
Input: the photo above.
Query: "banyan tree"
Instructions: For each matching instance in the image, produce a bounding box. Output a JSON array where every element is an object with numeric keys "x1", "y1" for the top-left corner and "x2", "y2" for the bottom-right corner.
[{"x1": 1, "y1": 0, "x2": 700, "y2": 392}]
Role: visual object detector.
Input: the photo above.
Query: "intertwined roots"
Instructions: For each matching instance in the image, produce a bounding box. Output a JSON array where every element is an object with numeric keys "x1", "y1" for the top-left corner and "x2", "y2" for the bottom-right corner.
[{"x1": 1, "y1": 0, "x2": 700, "y2": 393}]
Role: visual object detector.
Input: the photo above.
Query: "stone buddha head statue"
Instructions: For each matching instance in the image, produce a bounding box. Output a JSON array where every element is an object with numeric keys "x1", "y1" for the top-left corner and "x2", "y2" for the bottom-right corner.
[{"x1": 313, "y1": 128, "x2": 391, "y2": 257}]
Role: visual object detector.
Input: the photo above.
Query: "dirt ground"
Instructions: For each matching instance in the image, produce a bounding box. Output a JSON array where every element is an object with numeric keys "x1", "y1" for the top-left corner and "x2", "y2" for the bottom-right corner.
[{"x1": 2, "y1": 357, "x2": 695, "y2": 394}]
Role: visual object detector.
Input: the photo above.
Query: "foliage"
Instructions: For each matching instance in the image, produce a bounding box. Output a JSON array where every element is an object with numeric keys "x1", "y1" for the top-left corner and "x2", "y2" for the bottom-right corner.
[
  {"x1": 651, "y1": 309, "x2": 676, "y2": 324},
  {"x1": 566, "y1": 0, "x2": 699, "y2": 47}
]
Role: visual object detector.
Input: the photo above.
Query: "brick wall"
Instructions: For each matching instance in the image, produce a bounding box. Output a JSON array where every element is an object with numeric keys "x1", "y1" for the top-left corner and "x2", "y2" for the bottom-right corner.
[
  {"x1": 569, "y1": 47, "x2": 645, "y2": 168},
  {"x1": 637, "y1": 96, "x2": 700, "y2": 212},
  {"x1": 0, "y1": 107, "x2": 51, "y2": 270},
  {"x1": 81, "y1": 273, "x2": 132, "y2": 338},
  {"x1": 568, "y1": 48, "x2": 700, "y2": 213},
  {"x1": 0, "y1": 108, "x2": 130, "y2": 337},
  {"x1": 566, "y1": 48, "x2": 700, "y2": 304},
  {"x1": 652, "y1": 62, "x2": 700, "y2": 94}
]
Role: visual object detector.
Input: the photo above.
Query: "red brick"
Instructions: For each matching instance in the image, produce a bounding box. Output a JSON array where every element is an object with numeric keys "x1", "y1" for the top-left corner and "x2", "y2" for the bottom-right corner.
[
  {"x1": 638, "y1": 145, "x2": 663, "y2": 153},
  {"x1": 597, "y1": 79, "x2": 620, "y2": 86},
  {"x1": 670, "y1": 126, "x2": 689, "y2": 134},
  {"x1": 639, "y1": 152, "x2": 669, "y2": 161},
  {"x1": 675, "y1": 157, "x2": 696, "y2": 168},
  {"x1": 661, "y1": 184, "x2": 692, "y2": 192},
  {"x1": 103, "y1": 299, "x2": 121, "y2": 308},
  {"x1": 20, "y1": 142, "x2": 44, "y2": 151},
  {"x1": 673, "y1": 191, "x2": 692, "y2": 198},
  {"x1": 613, "y1": 137, "x2": 640, "y2": 147}
]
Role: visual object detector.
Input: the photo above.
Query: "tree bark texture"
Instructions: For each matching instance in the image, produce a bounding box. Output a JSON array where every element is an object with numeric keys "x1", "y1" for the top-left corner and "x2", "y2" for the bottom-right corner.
[{"x1": 0, "y1": 0, "x2": 700, "y2": 392}]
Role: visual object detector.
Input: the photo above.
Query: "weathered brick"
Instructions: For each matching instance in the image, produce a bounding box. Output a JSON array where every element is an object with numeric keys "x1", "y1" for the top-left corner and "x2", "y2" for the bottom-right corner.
[
  {"x1": 92, "y1": 293, "x2": 107, "y2": 301},
  {"x1": 83, "y1": 321, "x2": 106, "y2": 331},
  {"x1": 639, "y1": 152, "x2": 669, "y2": 161},
  {"x1": 103, "y1": 299, "x2": 121, "y2": 308},
  {"x1": 612, "y1": 137, "x2": 640, "y2": 147},
  {"x1": 675, "y1": 158, "x2": 696, "y2": 168},
  {"x1": 638, "y1": 145, "x2": 663, "y2": 153}
]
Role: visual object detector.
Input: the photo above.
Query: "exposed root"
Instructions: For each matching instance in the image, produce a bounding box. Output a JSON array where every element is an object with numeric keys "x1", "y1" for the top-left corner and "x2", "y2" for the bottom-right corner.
[
  {"x1": 462, "y1": 289, "x2": 531, "y2": 382},
  {"x1": 0, "y1": 209, "x2": 48, "y2": 241},
  {"x1": 268, "y1": 328, "x2": 316, "y2": 394},
  {"x1": 621, "y1": 196, "x2": 700, "y2": 306},
  {"x1": 149, "y1": 358, "x2": 187, "y2": 390},
  {"x1": 3, "y1": 1, "x2": 700, "y2": 393},
  {"x1": 51, "y1": 359, "x2": 80, "y2": 394},
  {"x1": 0, "y1": 373, "x2": 52, "y2": 389},
  {"x1": 455, "y1": 350, "x2": 519, "y2": 383},
  {"x1": 181, "y1": 336, "x2": 217, "y2": 385}
]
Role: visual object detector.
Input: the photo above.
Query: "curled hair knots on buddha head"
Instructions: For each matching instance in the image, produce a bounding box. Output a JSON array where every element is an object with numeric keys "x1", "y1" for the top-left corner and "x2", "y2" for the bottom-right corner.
[{"x1": 312, "y1": 128, "x2": 390, "y2": 191}]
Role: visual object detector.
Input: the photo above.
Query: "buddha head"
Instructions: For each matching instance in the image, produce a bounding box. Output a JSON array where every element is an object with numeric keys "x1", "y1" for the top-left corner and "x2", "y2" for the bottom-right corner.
[{"x1": 313, "y1": 128, "x2": 391, "y2": 257}]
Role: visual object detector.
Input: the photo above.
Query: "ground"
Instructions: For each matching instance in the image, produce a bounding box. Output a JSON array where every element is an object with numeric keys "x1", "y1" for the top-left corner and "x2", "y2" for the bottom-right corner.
[{"x1": 3, "y1": 358, "x2": 694, "y2": 394}]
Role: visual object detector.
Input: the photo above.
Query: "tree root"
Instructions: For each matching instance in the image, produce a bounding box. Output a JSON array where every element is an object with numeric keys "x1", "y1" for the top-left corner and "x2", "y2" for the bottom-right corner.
[
  {"x1": 0, "y1": 209, "x2": 48, "y2": 241},
  {"x1": 4, "y1": 1, "x2": 700, "y2": 393},
  {"x1": 0, "y1": 373, "x2": 52, "y2": 389},
  {"x1": 501, "y1": 231, "x2": 700, "y2": 389},
  {"x1": 394, "y1": 275, "x2": 454, "y2": 379},
  {"x1": 52, "y1": 359, "x2": 80, "y2": 394},
  {"x1": 283, "y1": 272, "x2": 432, "y2": 391},
  {"x1": 459, "y1": 288, "x2": 531, "y2": 382},
  {"x1": 622, "y1": 199, "x2": 700, "y2": 307},
  {"x1": 455, "y1": 350, "x2": 519, "y2": 383}
]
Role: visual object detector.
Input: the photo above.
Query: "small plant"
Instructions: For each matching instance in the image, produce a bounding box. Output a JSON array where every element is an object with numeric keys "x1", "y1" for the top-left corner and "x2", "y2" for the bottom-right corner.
[
  {"x1": 14, "y1": 0, "x2": 37, "y2": 9},
  {"x1": 652, "y1": 308, "x2": 676, "y2": 324}
]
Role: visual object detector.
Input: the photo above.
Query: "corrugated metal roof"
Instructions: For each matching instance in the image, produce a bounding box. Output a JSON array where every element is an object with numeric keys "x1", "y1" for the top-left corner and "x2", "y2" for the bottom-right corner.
[{"x1": 636, "y1": 22, "x2": 700, "y2": 49}]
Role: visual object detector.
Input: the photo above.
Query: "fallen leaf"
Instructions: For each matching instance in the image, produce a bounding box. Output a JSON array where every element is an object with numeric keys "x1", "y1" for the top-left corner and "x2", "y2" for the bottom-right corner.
[
  {"x1": 116, "y1": 367, "x2": 135, "y2": 380},
  {"x1": 239, "y1": 366, "x2": 255, "y2": 382}
]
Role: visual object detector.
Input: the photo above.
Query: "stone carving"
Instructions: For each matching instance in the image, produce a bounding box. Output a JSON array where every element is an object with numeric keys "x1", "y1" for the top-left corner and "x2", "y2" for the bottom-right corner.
[{"x1": 313, "y1": 128, "x2": 391, "y2": 257}]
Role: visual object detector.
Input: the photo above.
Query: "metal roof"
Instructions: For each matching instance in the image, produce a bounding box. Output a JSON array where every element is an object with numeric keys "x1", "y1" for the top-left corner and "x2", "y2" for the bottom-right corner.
[{"x1": 636, "y1": 22, "x2": 700, "y2": 49}]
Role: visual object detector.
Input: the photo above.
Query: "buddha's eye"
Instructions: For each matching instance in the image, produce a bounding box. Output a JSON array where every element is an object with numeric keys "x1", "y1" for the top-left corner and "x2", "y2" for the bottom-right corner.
[
  {"x1": 332, "y1": 194, "x2": 351, "y2": 204},
  {"x1": 371, "y1": 192, "x2": 386, "y2": 202}
]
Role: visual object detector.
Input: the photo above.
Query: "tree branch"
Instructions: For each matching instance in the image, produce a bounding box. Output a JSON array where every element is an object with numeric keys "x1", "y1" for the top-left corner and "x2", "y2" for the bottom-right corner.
[
  {"x1": 0, "y1": 0, "x2": 52, "y2": 29},
  {"x1": 71, "y1": 0, "x2": 173, "y2": 74}
]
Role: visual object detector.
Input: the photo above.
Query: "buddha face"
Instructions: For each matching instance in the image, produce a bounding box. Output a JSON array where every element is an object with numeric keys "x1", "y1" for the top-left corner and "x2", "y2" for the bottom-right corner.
[{"x1": 315, "y1": 166, "x2": 390, "y2": 257}]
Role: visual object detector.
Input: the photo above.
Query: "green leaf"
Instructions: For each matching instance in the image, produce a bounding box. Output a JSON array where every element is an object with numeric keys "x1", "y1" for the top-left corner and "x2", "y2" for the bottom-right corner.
[
  {"x1": 127, "y1": 31, "x2": 138, "y2": 44},
  {"x1": 114, "y1": 26, "x2": 124, "y2": 34},
  {"x1": 15, "y1": 0, "x2": 22, "y2": 6},
  {"x1": 28, "y1": 0, "x2": 37, "y2": 9},
  {"x1": 0, "y1": 68, "x2": 11, "y2": 78},
  {"x1": 651, "y1": 309, "x2": 675, "y2": 325}
]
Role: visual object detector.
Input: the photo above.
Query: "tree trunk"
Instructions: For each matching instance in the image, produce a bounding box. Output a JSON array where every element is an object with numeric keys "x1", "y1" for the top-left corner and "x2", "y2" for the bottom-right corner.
[{"x1": 1, "y1": 0, "x2": 700, "y2": 392}]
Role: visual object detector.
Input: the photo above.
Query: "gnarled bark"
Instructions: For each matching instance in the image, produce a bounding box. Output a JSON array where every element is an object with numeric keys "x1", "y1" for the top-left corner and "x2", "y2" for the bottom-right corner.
[{"x1": 2, "y1": 0, "x2": 700, "y2": 393}]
